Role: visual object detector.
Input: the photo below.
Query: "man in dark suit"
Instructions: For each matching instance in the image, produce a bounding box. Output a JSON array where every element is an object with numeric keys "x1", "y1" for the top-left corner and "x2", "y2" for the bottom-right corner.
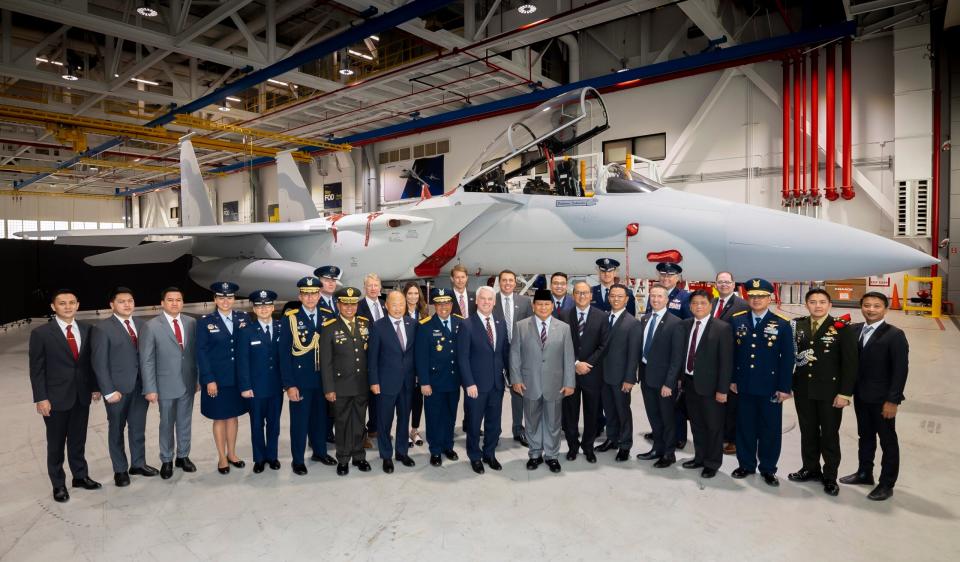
[
  {"x1": 840, "y1": 292, "x2": 909, "y2": 502},
  {"x1": 416, "y1": 288, "x2": 463, "y2": 467},
  {"x1": 449, "y1": 264, "x2": 475, "y2": 319},
  {"x1": 29, "y1": 289, "x2": 102, "y2": 503},
  {"x1": 368, "y1": 290, "x2": 418, "y2": 473},
  {"x1": 91, "y1": 287, "x2": 158, "y2": 487},
  {"x1": 356, "y1": 272, "x2": 386, "y2": 446},
  {"x1": 678, "y1": 290, "x2": 733, "y2": 478},
  {"x1": 561, "y1": 281, "x2": 610, "y2": 463},
  {"x1": 711, "y1": 271, "x2": 750, "y2": 455},
  {"x1": 550, "y1": 272, "x2": 575, "y2": 319},
  {"x1": 495, "y1": 269, "x2": 533, "y2": 447},
  {"x1": 597, "y1": 284, "x2": 641, "y2": 460},
  {"x1": 788, "y1": 288, "x2": 858, "y2": 496},
  {"x1": 591, "y1": 258, "x2": 636, "y2": 315},
  {"x1": 457, "y1": 285, "x2": 510, "y2": 474},
  {"x1": 636, "y1": 284, "x2": 685, "y2": 468}
]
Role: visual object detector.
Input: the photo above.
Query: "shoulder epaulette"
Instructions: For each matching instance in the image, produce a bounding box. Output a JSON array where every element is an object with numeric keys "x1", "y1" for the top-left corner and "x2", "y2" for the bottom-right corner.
[
  {"x1": 356, "y1": 315, "x2": 369, "y2": 321},
  {"x1": 732, "y1": 310, "x2": 748, "y2": 317},
  {"x1": 774, "y1": 312, "x2": 791, "y2": 321},
  {"x1": 285, "y1": 309, "x2": 299, "y2": 317},
  {"x1": 419, "y1": 315, "x2": 432, "y2": 325},
  {"x1": 322, "y1": 318, "x2": 337, "y2": 327},
  {"x1": 452, "y1": 313, "x2": 464, "y2": 319},
  {"x1": 318, "y1": 307, "x2": 333, "y2": 313}
]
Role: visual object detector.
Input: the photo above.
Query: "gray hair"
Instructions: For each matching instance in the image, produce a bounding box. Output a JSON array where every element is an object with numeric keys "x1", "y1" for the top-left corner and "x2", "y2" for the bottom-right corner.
[{"x1": 476, "y1": 286, "x2": 496, "y2": 299}]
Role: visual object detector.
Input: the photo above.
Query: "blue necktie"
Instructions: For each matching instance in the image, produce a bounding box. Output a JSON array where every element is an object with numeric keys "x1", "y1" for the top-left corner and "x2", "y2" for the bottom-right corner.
[
  {"x1": 223, "y1": 314, "x2": 233, "y2": 335},
  {"x1": 443, "y1": 320, "x2": 449, "y2": 332},
  {"x1": 308, "y1": 313, "x2": 316, "y2": 328},
  {"x1": 643, "y1": 313, "x2": 657, "y2": 360}
]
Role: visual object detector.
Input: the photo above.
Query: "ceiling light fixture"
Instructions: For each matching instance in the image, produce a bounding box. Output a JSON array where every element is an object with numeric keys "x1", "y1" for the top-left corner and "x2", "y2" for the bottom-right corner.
[
  {"x1": 226, "y1": 96, "x2": 242, "y2": 102},
  {"x1": 267, "y1": 78, "x2": 288, "y2": 86},
  {"x1": 347, "y1": 49, "x2": 374, "y2": 61},
  {"x1": 339, "y1": 68, "x2": 355, "y2": 76},
  {"x1": 219, "y1": 101, "x2": 231, "y2": 111},
  {"x1": 61, "y1": 71, "x2": 79, "y2": 81},
  {"x1": 370, "y1": 35, "x2": 380, "y2": 41},
  {"x1": 137, "y1": 2, "x2": 158, "y2": 17},
  {"x1": 518, "y1": 1, "x2": 537, "y2": 14},
  {"x1": 131, "y1": 77, "x2": 159, "y2": 86}
]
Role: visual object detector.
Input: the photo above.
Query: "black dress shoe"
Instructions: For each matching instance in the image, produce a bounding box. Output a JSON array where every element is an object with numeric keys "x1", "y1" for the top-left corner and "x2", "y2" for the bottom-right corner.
[
  {"x1": 546, "y1": 459, "x2": 562, "y2": 473},
  {"x1": 653, "y1": 455, "x2": 676, "y2": 468},
  {"x1": 52, "y1": 486, "x2": 69, "y2": 503},
  {"x1": 682, "y1": 459, "x2": 704, "y2": 469},
  {"x1": 443, "y1": 450, "x2": 459, "y2": 461},
  {"x1": 228, "y1": 458, "x2": 246, "y2": 469},
  {"x1": 566, "y1": 450, "x2": 577, "y2": 461},
  {"x1": 430, "y1": 455, "x2": 442, "y2": 466},
  {"x1": 175, "y1": 457, "x2": 197, "y2": 472},
  {"x1": 482, "y1": 456, "x2": 502, "y2": 470},
  {"x1": 352, "y1": 459, "x2": 372, "y2": 472},
  {"x1": 787, "y1": 468, "x2": 822, "y2": 482},
  {"x1": 382, "y1": 459, "x2": 395, "y2": 473},
  {"x1": 217, "y1": 464, "x2": 230, "y2": 475},
  {"x1": 72, "y1": 476, "x2": 102, "y2": 490},
  {"x1": 636, "y1": 449, "x2": 659, "y2": 461},
  {"x1": 514, "y1": 435, "x2": 529, "y2": 448},
  {"x1": 526, "y1": 457, "x2": 544, "y2": 470},
  {"x1": 839, "y1": 472, "x2": 875, "y2": 486},
  {"x1": 761, "y1": 472, "x2": 779, "y2": 487},
  {"x1": 311, "y1": 453, "x2": 337, "y2": 466},
  {"x1": 396, "y1": 455, "x2": 416, "y2": 467},
  {"x1": 731, "y1": 467, "x2": 754, "y2": 479},
  {"x1": 643, "y1": 432, "x2": 654, "y2": 441},
  {"x1": 160, "y1": 462, "x2": 174, "y2": 479},
  {"x1": 337, "y1": 463, "x2": 349, "y2": 476},
  {"x1": 596, "y1": 440, "x2": 616, "y2": 452},
  {"x1": 471, "y1": 460, "x2": 485, "y2": 474},
  {"x1": 129, "y1": 465, "x2": 159, "y2": 477},
  {"x1": 823, "y1": 480, "x2": 840, "y2": 496},
  {"x1": 615, "y1": 449, "x2": 630, "y2": 462},
  {"x1": 114, "y1": 472, "x2": 130, "y2": 487},
  {"x1": 253, "y1": 462, "x2": 265, "y2": 474},
  {"x1": 701, "y1": 467, "x2": 718, "y2": 479},
  {"x1": 584, "y1": 451, "x2": 597, "y2": 464},
  {"x1": 867, "y1": 484, "x2": 894, "y2": 501},
  {"x1": 268, "y1": 460, "x2": 281, "y2": 470},
  {"x1": 292, "y1": 463, "x2": 308, "y2": 475},
  {"x1": 326, "y1": 435, "x2": 336, "y2": 444},
  {"x1": 676, "y1": 439, "x2": 687, "y2": 450}
]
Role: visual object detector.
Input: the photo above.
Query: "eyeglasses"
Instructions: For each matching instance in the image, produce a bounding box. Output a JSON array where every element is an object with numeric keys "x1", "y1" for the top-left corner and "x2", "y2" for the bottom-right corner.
[
  {"x1": 573, "y1": 291, "x2": 591, "y2": 296},
  {"x1": 716, "y1": 280, "x2": 734, "y2": 285}
]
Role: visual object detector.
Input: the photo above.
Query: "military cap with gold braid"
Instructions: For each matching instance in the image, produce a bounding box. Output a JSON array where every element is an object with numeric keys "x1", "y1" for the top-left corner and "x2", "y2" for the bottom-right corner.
[
  {"x1": 296, "y1": 276, "x2": 321, "y2": 293},
  {"x1": 335, "y1": 286, "x2": 361, "y2": 304}
]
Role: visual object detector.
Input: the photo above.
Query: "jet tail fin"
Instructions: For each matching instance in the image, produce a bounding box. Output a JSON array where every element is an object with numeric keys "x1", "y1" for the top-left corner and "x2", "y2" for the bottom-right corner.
[
  {"x1": 179, "y1": 137, "x2": 217, "y2": 227},
  {"x1": 276, "y1": 150, "x2": 320, "y2": 222}
]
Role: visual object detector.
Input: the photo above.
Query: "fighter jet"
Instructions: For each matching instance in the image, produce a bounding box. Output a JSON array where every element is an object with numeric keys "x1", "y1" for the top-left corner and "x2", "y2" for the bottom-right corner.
[{"x1": 22, "y1": 87, "x2": 937, "y2": 300}]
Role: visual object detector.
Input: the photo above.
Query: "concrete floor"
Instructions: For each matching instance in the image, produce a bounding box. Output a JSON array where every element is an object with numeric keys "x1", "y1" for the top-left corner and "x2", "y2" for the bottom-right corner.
[{"x1": 0, "y1": 305, "x2": 957, "y2": 561}]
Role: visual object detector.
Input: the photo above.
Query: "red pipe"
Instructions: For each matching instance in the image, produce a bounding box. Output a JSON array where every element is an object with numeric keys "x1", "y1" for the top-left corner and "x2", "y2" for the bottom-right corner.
[
  {"x1": 801, "y1": 53, "x2": 807, "y2": 201},
  {"x1": 825, "y1": 45, "x2": 837, "y2": 201},
  {"x1": 931, "y1": 43, "x2": 942, "y2": 276},
  {"x1": 841, "y1": 37, "x2": 854, "y2": 200},
  {"x1": 810, "y1": 49, "x2": 820, "y2": 203},
  {"x1": 793, "y1": 55, "x2": 801, "y2": 202},
  {"x1": 782, "y1": 59, "x2": 791, "y2": 205}
]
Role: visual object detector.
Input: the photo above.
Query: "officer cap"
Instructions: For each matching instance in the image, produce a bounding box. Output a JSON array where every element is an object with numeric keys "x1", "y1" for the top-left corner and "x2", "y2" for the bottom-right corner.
[
  {"x1": 655, "y1": 262, "x2": 683, "y2": 275},
  {"x1": 313, "y1": 265, "x2": 342, "y2": 280},
  {"x1": 430, "y1": 288, "x2": 454, "y2": 304},
  {"x1": 335, "y1": 286, "x2": 361, "y2": 304},
  {"x1": 745, "y1": 278, "x2": 774, "y2": 296},
  {"x1": 249, "y1": 289, "x2": 277, "y2": 305},
  {"x1": 595, "y1": 257, "x2": 620, "y2": 271},
  {"x1": 297, "y1": 276, "x2": 321, "y2": 293},
  {"x1": 210, "y1": 281, "x2": 239, "y2": 297}
]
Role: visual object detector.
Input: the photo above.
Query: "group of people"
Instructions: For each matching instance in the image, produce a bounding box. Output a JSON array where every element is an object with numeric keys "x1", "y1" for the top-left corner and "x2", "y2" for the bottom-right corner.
[{"x1": 28, "y1": 259, "x2": 909, "y2": 504}]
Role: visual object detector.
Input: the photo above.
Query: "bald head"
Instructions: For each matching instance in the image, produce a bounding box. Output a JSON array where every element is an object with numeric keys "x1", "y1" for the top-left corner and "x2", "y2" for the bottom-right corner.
[{"x1": 385, "y1": 290, "x2": 406, "y2": 319}]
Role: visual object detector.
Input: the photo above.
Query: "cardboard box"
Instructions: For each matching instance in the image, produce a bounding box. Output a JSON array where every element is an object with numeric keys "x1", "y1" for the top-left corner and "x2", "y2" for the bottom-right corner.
[{"x1": 824, "y1": 278, "x2": 867, "y2": 306}]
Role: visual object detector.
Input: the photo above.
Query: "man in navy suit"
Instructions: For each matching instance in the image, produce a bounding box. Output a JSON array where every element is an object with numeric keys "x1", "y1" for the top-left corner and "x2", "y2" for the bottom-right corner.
[
  {"x1": 457, "y1": 285, "x2": 510, "y2": 474},
  {"x1": 368, "y1": 291, "x2": 418, "y2": 473},
  {"x1": 416, "y1": 288, "x2": 463, "y2": 467},
  {"x1": 237, "y1": 290, "x2": 284, "y2": 474},
  {"x1": 550, "y1": 272, "x2": 574, "y2": 319}
]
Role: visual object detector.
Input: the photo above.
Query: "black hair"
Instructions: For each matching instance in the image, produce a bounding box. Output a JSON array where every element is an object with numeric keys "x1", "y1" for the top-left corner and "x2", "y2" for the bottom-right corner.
[
  {"x1": 160, "y1": 286, "x2": 183, "y2": 300},
  {"x1": 860, "y1": 291, "x2": 889, "y2": 307},
  {"x1": 805, "y1": 288, "x2": 832, "y2": 303},
  {"x1": 109, "y1": 286, "x2": 134, "y2": 302},
  {"x1": 550, "y1": 272, "x2": 568, "y2": 281},
  {"x1": 608, "y1": 283, "x2": 629, "y2": 296},
  {"x1": 49, "y1": 288, "x2": 77, "y2": 303},
  {"x1": 689, "y1": 289, "x2": 712, "y2": 302}
]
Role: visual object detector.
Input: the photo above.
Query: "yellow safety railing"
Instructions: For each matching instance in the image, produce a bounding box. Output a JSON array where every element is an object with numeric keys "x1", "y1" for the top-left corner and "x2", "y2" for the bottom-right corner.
[{"x1": 902, "y1": 274, "x2": 941, "y2": 318}]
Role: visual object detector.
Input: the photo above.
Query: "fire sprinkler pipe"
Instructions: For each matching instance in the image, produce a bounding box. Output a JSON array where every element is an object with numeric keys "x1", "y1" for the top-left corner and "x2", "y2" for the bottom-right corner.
[
  {"x1": 841, "y1": 37, "x2": 854, "y2": 200},
  {"x1": 810, "y1": 49, "x2": 820, "y2": 203},
  {"x1": 793, "y1": 55, "x2": 802, "y2": 202},
  {"x1": 825, "y1": 44, "x2": 837, "y2": 201},
  {"x1": 782, "y1": 59, "x2": 791, "y2": 205},
  {"x1": 801, "y1": 53, "x2": 807, "y2": 202},
  {"x1": 931, "y1": 35, "x2": 942, "y2": 276}
]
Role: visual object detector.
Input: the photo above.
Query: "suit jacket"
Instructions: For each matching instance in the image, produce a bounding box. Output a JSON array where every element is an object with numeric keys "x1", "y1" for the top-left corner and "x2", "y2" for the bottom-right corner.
[
  {"x1": 91, "y1": 315, "x2": 145, "y2": 396},
  {"x1": 509, "y1": 316, "x2": 576, "y2": 401},
  {"x1": 793, "y1": 315, "x2": 858, "y2": 401},
  {"x1": 236, "y1": 319, "x2": 283, "y2": 398},
  {"x1": 196, "y1": 310, "x2": 248, "y2": 388},
  {"x1": 681, "y1": 317, "x2": 733, "y2": 396},
  {"x1": 494, "y1": 292, "x2": 532, "y2": 342},
  {"x1": 638, "y1": 310, "x2": 685, "y2": 389},
  {"x1": 551, "y1": 295, "x2": 575, "y2": 319},
  {"x1": 565, "y1": 306, "x2": 610, "y2": 390},
  {"x1": 711, "y1": 294, "x2": 750, "y2": 322},
  {"x1": 320, "y1": 316, "x2": 370, "y2": 396},
  {"x1": 601, "y1": 311, "x2": 641, "y2": 385},
  {"x1": 592, "y1": 284, "x2": 637, "y2": 316},
  {"x1": 450, "y1": 290, "x2": 475, "y2": 318},
  {"x1": 357, "y1": 297, "x2": 386, "y2": 323},
  {"x1": 850, "y1": 321, "x2": 908, "y2": 404},
  {"x1": 140, "y1": 313, "x2": 198, "y2": 399},
  {"x1": 29, "y1": 319, "x2": 97, "y2": 411},
  {"x1": 367, "y1": 315, "x2": 417, "y2": 395},
  {"x1": 415, "y1": 314, "x2": 462, "y2": 392},
  {"x1": 457, "y1": 314, "x2": 510, "y2": 393}
]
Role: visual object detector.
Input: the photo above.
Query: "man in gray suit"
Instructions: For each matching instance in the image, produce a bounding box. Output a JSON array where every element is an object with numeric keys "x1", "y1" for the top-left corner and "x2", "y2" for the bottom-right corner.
[
  {"x1": 140, "y1": 287, "x2": 198, "y2": 479},
  {"x1": 510, "y1": 289, "x2": 575, "y2": 473},
  {"x1": 495, "y1": 269, "x2": 533, "y2": 447},
  {"x1": 91, "y1": 287, "x2": 158, "y2": 487}
]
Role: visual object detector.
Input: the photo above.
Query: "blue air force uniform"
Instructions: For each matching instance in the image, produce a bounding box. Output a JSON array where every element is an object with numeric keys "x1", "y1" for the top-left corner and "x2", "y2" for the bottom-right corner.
[
  {"x1": 237, "y1": 290, "x2": 283, "y2": 466},
  {"x1": 197, "y1": 282, "x2": 249, "y2": 420},
  {"x1": 415, "y1": 288, "x2": 463, "y2": 458},
  {"x1": 591, "y1": 258, "x2": 636, "y2": 315},
  {"x1": 730, "y1": 279, "x2": 795, "y2": 476},
  {"x1": 645, "y1": 263, "x2": 691, "y2": 320}
]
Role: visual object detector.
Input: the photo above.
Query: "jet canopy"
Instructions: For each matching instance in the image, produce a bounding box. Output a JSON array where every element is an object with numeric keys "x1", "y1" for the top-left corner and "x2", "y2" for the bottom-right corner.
[{"x1": 460, "y1": 87, "x2": 608, "y2": 193}]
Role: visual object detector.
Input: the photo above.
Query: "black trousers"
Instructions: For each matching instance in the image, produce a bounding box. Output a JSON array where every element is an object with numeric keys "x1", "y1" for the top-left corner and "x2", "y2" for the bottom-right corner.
[
  {"x1": 43, "y1": 402, "x2": 90, "y2": 488},
  {"x1": 723, "y1": 391, "x2": 739, "y2": 444},
  {"x1": 334, "y1": 394, "x2": 368, "y2": 464},
  {"x1": 854, "y1": 398, "x2": 899, "y2": 487},
  {"x1": 684, "y1": 375, "x2": 724, "y2": 470},
  {"x1": 601, "y1": 383, "x2": 633, "y2": 450},
  {"x1": 410, "y1": 384, "x2": 424, "y2": 429},
  {"x1": 561, "y1": 382, "x2": 602, "y2": 453},
  {"x1": 641, "y1": 383, "x2": 676, "y2": 456},
  {"x1": 795, "y1": 395, "x2": 843, "y2": 479}
]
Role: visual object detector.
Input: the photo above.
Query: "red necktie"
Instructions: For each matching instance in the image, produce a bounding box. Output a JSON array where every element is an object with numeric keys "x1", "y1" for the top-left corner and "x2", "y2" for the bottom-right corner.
[
  {"x1": 686, "y1": 320, "x2": 701, "y2": 373},
  {"x1": 65, "y1": 324, "x2": 79, "y2": 361},
  {"x1": 124, "y1": 319, "x2": 138, "y2": 347},
  {"x1": 173, "y1": 318, "x2": 184, "y2": 350},
  {"x1": 714, "y1": 299, "x2": 724, "y2": 318},
  {"x1": 485, "y1": 316, "x2": 494, "y2": 347}
]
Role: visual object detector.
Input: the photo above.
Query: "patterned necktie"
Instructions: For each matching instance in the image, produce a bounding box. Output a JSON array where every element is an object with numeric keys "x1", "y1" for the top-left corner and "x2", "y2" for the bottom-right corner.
[
  {"x1": 540, "y1": 321, "x2": 548, "y2": 348},
  {"x1": 459, "y1": 294, "x2": 467, "y2": 317},
  {"x1": 485, "y1": 316, "x2": 494, "y2": 347},
  {"x1": 609, "y1": 313, "x2": 615, "y2": 327},
  {"x1": 173, "y1": 318, "x2": 184, "y2": 349},
  {"x1": 371, "y1": 301, "x2": 381, "y2": 321},
  {"x1": 65, "y1": 324, "x2": 79, "y2": 361},
  {"x1": 124, "y1": 319, "x2": 138, "y2": 347},
  {"x1": 578, "y1": 312, "x2": 586, "y2": 336},
  {"x1": 860, "y1": 325, "x2": 874, "y2": 345},
  {"x1": 503, "y1": 297, "x2": 513, "y2": 341},
  {"x1": 395, "y1": 320, "x2": 405, "y2": 350},
  {"x1": 686, "y1": 320, "x2": 701, "y2": 373}
]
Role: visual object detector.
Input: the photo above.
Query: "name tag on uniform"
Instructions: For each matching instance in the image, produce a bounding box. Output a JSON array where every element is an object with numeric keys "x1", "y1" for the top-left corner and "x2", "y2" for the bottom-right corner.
[
  {"x1": 669, "y1": 301, "x2": 681, "y2": 309},
  {"x1": 250, "y1": 340, "x2": 262, "y2": 346}
]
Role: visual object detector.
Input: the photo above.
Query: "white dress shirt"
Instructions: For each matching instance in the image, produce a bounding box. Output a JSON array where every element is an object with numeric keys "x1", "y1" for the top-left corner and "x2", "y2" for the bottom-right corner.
[
  {"x1": 685, "y1": 315, "x2": 710, "y2": 374},
  {"x1": 537, "y1": 315, "x2": 552, "y2": 337},
  {"x1": 55, "y1": 316, "x2": 81, "y2": 349},
  {"x1": 162, "y1": 312, "x2": 187, "y2": 346},
  {"x1": 114, "y1": 314, "x2": 137, "y2": 336},
  {"x1": 641, "y1": 309, "x2": 663, "y2": 364},
  {"x1": 366, "y1": 297, "x2": 382, "y2": 321},
  {"x1": 860, "y1": 319, "x2": 885, "y2": 346},
  {"x1": 477, "y1": 312, "x2": 496, "y2": 348}
]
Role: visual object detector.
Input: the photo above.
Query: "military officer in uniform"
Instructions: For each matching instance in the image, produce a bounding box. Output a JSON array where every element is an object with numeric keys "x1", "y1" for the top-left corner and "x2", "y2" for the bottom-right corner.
[
  {"x1": 279, "y1": 276, "x2": 337, "y2": 475},
  {"x1": 236, "y1": 289, "x2": 284, "y2": 474},
  {"x1": 788, "y1": 288, "x2": 858, "y2": 496},
  {"x1": 314, "y1": 265, "x2": 341, "y2": 445},
  {"x1": 320, "y1": 287, "x2": 373, "y2": 476},
  {"x1": 196, "y1": 281, "x2": 249, "y2": 475},
  {"x1": 729, "y1": 278, "x2": 794, "y2": 486},
  {"x1": 415, "y1": 288, "x2": 463, "y2": 466},
  {"x1": 591, "y1": 258, "x2": 636, "y2": 315}
]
